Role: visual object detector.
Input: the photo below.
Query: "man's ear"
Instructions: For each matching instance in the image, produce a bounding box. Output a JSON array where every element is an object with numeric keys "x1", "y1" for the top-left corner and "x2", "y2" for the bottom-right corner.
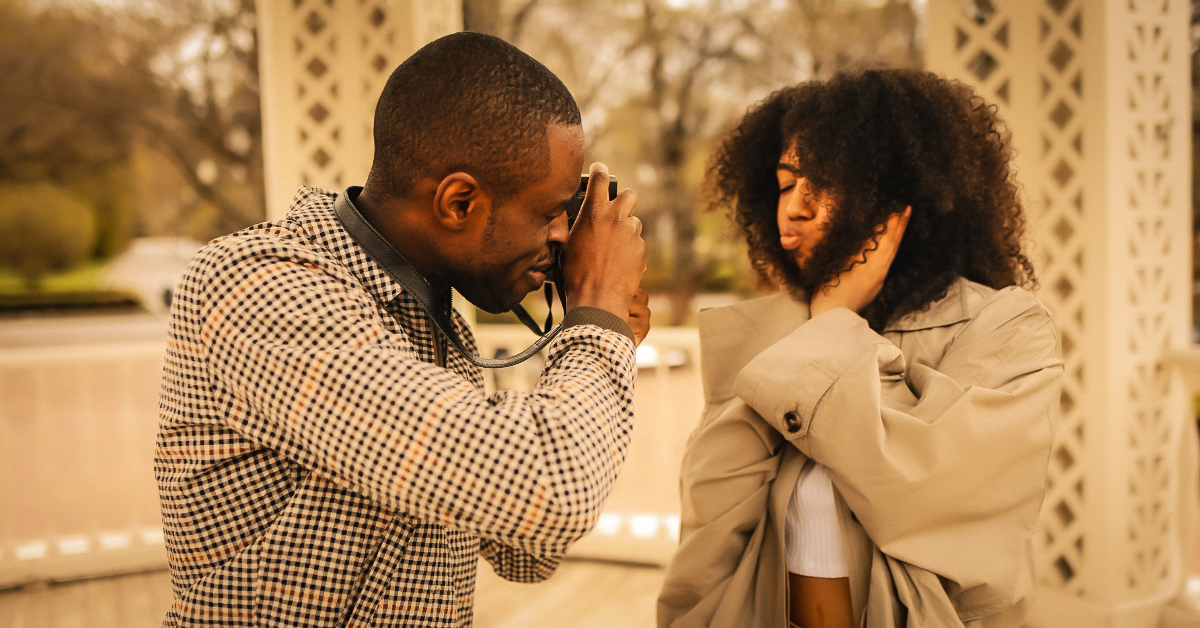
[{"x1": 432, "y1": 172, "x2": 491, "y2": 231}]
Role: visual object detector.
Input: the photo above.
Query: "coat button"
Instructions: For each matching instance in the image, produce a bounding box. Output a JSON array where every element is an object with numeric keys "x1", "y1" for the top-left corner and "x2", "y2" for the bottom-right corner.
[{"x1": 783, "y1": 411, "x2": 802, "y2": 433}]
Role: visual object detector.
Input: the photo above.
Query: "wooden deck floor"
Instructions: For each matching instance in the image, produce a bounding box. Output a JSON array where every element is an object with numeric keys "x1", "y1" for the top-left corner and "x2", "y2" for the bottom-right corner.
[{"x1": 0, "y1": 560, "x2": 666, "y2": 628}]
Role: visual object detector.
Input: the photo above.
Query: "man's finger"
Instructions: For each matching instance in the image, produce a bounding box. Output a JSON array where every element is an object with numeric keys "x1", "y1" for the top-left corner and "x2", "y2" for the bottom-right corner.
[
  {"x1": 581, "y1": 162, "x2": 611, "y2": 219},
  {"x1": 615, "y1": 188, "x2": 638, "y2": 220}
]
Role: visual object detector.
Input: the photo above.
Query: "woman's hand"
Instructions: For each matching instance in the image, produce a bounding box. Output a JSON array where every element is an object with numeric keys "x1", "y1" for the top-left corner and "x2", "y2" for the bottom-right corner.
[{"x1": 809, "y1": 207, "x2": 911, "y2": 318}]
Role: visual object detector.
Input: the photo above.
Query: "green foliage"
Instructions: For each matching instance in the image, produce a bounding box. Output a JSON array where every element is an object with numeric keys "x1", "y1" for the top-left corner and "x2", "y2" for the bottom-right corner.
[
  {"x1": 0, "y1": 289, "x2": 139, "y2": 314},
  {"x1": 0, "y1": 261, "x2": 106, "y2": 294},
  {"x1": 69, "y1": 165, "x2": 136, "y2": 259},
  {"x1": 0, "y1": 183, "x2": 97, "y2": 290}
]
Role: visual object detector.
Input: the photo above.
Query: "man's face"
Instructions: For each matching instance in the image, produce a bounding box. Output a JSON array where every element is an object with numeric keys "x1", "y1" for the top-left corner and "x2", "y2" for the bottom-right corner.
[
  {"x1": 455, "y1": 123, "x2": 585, "y2": 314},
  {"x1": 776, "y1": 152, "x2": 833, "y2": 271}
]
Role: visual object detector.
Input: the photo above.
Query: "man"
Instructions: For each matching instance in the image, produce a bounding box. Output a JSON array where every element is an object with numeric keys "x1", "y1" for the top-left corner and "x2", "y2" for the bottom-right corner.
[{"x1": 156, "y1": 32, "x2": 648, "y2": 626}]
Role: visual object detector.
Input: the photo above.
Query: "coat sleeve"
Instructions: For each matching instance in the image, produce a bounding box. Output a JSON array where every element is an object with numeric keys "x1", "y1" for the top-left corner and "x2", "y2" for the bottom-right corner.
[
  {"x1": 733, "y1": 288, "x2": 1062, "y2": 608},
  {"x1": 656, "y1": 397, "x2": 790, "y2": 628},
  {"x1": 194, "y1": 241, "x2": 637, "y2": 572}
]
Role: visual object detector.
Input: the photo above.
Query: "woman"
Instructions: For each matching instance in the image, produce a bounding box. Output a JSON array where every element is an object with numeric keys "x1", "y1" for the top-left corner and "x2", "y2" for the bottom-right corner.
[{"x1": 657, "y1": 69, "x2": 1063, "y2": 628}]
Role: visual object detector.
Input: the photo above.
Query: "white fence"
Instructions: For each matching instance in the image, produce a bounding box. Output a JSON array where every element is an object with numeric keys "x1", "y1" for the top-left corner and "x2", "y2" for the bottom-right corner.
[
  {"x1": 0, "y1": 325, "x2": 701, "y2": 587},
  {"x1": 0, "y1": 341, "x2": 169, "y2": 588}
]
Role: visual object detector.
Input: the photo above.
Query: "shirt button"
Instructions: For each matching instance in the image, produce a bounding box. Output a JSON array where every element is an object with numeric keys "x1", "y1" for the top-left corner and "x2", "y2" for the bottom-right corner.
[{"x1": 783, "y1": 411, "x2": 802, "y2": 433}]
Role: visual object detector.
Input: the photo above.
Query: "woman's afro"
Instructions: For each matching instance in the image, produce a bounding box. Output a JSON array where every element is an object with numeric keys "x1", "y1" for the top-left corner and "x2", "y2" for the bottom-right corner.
[{"x1": 707, "y1": 68, "x2": 1035, "y2": 329}]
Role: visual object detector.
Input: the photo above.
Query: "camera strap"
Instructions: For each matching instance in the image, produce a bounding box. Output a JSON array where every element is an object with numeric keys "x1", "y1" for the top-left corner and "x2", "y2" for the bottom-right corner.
[{"x1": 334, "y1": 187, "x2": 565, "y2": 368}]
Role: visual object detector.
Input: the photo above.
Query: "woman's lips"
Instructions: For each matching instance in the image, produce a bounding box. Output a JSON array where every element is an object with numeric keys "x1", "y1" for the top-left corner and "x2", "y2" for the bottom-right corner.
[{"x1": 780, "y1": 234, "x2": 803, "y2": 250}]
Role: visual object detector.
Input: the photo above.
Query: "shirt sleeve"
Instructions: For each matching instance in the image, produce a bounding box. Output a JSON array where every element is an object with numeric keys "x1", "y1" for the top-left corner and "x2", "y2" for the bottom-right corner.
[
  {"x1": 196, "y1": 241, "x2": 637, "y2": 569},
  {"x1": 732, "y1": 290, "x2": 1062, "y2": 602}
]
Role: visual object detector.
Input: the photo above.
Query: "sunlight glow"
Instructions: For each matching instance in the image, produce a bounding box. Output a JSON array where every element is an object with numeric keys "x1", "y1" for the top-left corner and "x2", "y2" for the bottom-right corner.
[
  {"x1": 628, "y1": 514, "x2": 661, "y2": 538},
  {"x1": 595, "y1": 513, "x2": 622, "y2": 536}
]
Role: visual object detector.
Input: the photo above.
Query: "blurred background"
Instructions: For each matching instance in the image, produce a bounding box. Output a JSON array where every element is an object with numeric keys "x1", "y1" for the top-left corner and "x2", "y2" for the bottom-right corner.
[
  {"x1": 0, "y1": 0, "x2": 923, "y2": 323},
  {"x1": 0, "y1": 0, "x2": 1198, "y2": 626}
]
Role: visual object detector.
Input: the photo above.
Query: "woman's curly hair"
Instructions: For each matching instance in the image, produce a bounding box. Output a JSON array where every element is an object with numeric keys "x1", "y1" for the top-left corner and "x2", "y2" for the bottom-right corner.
[{"x1": 707, "y1": 68, "x2": 1035, "y2": 330}]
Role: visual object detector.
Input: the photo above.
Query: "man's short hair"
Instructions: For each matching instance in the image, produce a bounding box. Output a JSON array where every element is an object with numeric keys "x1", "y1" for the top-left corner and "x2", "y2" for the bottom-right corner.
[{"x1": 366, "y1": 32, "x2": 581, "y2": 203}]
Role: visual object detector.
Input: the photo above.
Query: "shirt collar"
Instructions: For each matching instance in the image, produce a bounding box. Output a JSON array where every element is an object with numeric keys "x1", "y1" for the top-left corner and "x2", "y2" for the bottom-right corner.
[
  {"x1": 882, "y1": 277, "x2": 972, "y2": 332},
  {"x1": 285, "y1": 186, "x2": 406, "y2": 305}
]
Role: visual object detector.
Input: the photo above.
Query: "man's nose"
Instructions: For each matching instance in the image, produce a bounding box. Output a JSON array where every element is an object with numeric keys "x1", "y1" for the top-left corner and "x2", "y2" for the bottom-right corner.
[{"x1": 549, "y1": 210, "x2": 570, "y2": 245}]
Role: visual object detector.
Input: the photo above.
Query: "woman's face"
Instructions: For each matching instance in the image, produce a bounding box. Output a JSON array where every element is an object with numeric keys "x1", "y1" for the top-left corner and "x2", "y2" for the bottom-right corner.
[{"x1": 776, "y1": 152, "x2": 833, "y2": 270}]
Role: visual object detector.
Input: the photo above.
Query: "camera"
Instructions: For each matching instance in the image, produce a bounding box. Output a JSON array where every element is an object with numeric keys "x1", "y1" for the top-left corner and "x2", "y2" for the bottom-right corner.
[{"x1": 565, "y1": 175, "x2": 618, "y2": 228}]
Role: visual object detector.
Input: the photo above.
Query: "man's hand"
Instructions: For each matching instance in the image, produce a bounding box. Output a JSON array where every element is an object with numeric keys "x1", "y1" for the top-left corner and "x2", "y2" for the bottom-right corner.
[
  {"x1": 564, "y1": 163, "x2": 646, "y2": 322},
  {"x1": 628, "y1": 289, "x2": 651, "y2": 346},
  {"x1": 809, "y1": 207, "x2": 911, "y2": 318}
]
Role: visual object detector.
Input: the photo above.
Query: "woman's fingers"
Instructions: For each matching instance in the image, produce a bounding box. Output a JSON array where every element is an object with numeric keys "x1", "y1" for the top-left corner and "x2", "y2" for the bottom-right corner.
[
  {"x1": 869, "y1": 206, "x2": 911, "y2": 264},
  {"x1": 809, "y1": 207, "x2": 912, "y2": 317}
]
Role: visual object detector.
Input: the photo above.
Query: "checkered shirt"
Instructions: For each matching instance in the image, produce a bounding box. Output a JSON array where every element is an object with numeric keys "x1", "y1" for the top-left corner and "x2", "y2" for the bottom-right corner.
[{"x1": 155, "y1": 187, "x2": 637, "y2": 627}]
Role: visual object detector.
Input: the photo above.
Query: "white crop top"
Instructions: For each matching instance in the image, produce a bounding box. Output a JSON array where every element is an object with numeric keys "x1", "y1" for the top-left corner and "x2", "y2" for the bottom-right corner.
[{"x1": 785, "y1": 459, "x2": 849, "y2": 577}]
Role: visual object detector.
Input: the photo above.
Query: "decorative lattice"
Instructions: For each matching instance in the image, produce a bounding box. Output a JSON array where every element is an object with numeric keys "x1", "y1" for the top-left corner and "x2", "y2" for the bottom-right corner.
[
  {"x1": 954, "y1": 0, "x2": 1014, "y2": 113},
  {"x1": 261, "y1": 0, "x2": 461, "y2": 216},
  {"x1": 288, "y1": 0, "x2": 348, "y2": 190},
  {"x1": 932, "y1": 0, "x2": 1089, "y2": 596},
  {"x1": 1028, "y1": 0, "x2": 1088, "y2": 596},
  {"x1": 931, "y1": 0, "x2": 1191, "y2": 608},
  {"x1": 1120, "y1": 0, "x2": 1183, "y2": 595}
]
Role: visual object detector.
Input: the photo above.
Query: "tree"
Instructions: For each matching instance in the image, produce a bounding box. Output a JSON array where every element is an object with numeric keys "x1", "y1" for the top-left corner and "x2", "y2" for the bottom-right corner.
[
  {"x1": 130, "y1": 0, "x2": 266, "y2": 237},
  {"x1": 0, "y1": 0, "x2": 265, "y2": 250},
  {"x1": 0, "y1": 2, "x2": 146, "y2": 258}
]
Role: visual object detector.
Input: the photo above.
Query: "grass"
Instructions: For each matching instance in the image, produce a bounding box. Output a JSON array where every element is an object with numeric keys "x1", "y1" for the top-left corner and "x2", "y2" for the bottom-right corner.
[
  {"x1": 0, "y1": 261, "x2": 108, "y2": 294},
  {"x1": 0, "y1": 261, "x2": 141, "y2": 314}
]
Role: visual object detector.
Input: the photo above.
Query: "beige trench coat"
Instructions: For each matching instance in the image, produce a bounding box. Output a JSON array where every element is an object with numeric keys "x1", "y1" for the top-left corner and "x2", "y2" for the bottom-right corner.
[{"x1": 657, "y1": 278, "x2": 1064, "y2": 628}]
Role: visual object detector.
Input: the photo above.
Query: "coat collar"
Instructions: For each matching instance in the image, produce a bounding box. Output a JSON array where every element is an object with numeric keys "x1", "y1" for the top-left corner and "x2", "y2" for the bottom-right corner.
[
  {"x1": 881, "y1": 277, "x2": 973, "y2": 332},
  {"x1": 283, "y1": 186, "x2": 406, "y2": 306},
  {"x1": 696, "y1": 278, "x2": 973, "y2": 402}
]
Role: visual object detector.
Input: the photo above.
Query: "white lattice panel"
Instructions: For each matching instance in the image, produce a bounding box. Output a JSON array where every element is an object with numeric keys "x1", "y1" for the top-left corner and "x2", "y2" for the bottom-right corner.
[
  {"x1": 1029, "y1": 0, "x2": 1089, "y2": 598},
  {"x1": 928, "y1": 0, "x2": 1191, "y2": 623},
  {"x1": 1117, "y1": 0, "x2": 1190, "y2": 599},
  {"x1": 258, "y1": 0, "x2": 463, "y2": 220},
  {"x1": 930, "y1": 0, "x2": 1090, "y2": 599}
]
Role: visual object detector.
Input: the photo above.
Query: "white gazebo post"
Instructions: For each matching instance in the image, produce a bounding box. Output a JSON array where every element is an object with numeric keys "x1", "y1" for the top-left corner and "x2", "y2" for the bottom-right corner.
[
  {"x1": 256, "y1": 0, "x2": 462, "y2": 220},
  {"x1": 928, "y1": 0, "x2": 1195, "y2": 626},
  {"x1": 255, "y1": 0, "x2": 470, "y2": 323}
]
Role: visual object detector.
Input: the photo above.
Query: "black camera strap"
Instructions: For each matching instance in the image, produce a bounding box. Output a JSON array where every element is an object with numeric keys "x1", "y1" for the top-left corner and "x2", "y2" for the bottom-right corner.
[{"x1": 334, "y1": 187, "x2": 565, "y2": 369}]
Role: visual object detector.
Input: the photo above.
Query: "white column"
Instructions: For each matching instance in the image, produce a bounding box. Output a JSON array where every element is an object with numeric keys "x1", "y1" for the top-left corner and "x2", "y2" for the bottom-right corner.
[
  {"x1": 256, "y1": 0, "x2": 463, "y2": 220},
  {"x1": 928, "y1": 0, "x2": 1193, "y2": 625}
]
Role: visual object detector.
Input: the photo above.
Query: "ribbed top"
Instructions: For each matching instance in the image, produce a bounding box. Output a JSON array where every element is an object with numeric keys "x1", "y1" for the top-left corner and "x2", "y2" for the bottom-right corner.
[{"x1": 785, "y1": 460, "x2": 849, "y2": 577}]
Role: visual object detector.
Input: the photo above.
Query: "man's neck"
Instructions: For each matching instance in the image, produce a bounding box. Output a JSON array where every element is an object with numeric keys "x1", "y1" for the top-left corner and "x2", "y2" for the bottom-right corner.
[{"x1": 353, "y1": 187, "x2": 451, "y2": 293}]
